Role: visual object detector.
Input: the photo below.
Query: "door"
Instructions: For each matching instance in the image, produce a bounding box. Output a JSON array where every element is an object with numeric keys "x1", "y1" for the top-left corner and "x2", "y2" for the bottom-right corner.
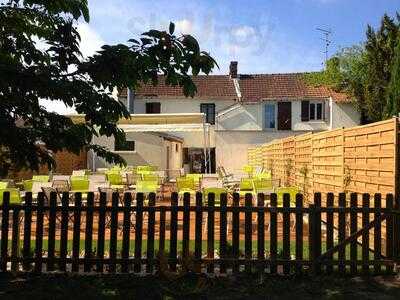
[{"x1": 277, "y1": 102, "x2": 292, "y2": 130}]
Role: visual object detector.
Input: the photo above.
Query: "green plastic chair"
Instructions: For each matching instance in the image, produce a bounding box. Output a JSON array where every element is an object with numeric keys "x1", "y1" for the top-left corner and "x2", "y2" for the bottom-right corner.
[
  {"x1": 177, "y1": 177, "x2": 196, "y2": 198},
  {"x1": 238, "y1": 178, "x2": 256, "y2": 198},
  {"x1": 254, "y1": 178, "x2": 273, "y2": 194},
  {"x1": 0, "y1": 188, "x2": 22, "y2": 204},
  {"x1": 32, "y1": 175, "x2": 50, "y2": 182},
  {"x1": 276, "y1": 187, "x2": 299, "y2": 206},
  {"x1": 0, "y1": 181, "x2": 9, "y2": 189},
  {"x1": 254, "y1": 172, "x2": 271, "y2": 180},
  {"x1": 107, "y1": 172, "x2": 125, "y2": 189},
  {"x1": 70, "y1": 178, "x2": 89, "y2": 193},
  {"x1": 23, "y1": 179, "x2": 35, "y2": 192},
  {"x1": 203, "y1": 187, "x2": 228, "y2": 206},
  {"x1": 70, "y1": 175, "x2": 88, "y2": 181},
  {"x1": 142, "y1": 173, "x2": 160, "y2": 184},
  {"x1": 136, "y1": 180, "x2": 159, "y2": 194},
  {"x1": 242, "y1": 165, "x2": 254, "y2": 177}
]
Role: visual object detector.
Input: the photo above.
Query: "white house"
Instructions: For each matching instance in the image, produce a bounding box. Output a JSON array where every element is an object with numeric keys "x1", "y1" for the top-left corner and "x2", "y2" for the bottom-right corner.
[{"x1": 102, "y1": 61, "x2": 360, "y2": 173}]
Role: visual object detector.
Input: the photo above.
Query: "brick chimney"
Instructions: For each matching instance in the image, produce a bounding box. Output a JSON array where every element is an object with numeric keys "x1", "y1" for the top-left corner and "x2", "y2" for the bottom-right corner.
[{"x1": 229, "y1": 61, "x2": 238, "y2": 78}]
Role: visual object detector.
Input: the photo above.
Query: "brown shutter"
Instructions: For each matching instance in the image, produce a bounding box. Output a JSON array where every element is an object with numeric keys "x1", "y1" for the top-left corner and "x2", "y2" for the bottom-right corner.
[{"x1": 301, "y1": 101, "x2": 310, "y2": 121}]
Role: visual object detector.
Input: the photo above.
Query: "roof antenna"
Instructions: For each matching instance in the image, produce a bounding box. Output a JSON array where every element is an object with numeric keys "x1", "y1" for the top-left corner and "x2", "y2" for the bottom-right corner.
[{"x1": 316, "y1": 27, "x2": 332, "y2": 68}]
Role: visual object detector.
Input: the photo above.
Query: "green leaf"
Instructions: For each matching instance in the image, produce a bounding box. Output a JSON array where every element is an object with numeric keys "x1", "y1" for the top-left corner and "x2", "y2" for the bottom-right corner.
[{"x1": 169, "y1": 22, "x2": 175, "y2": 35}]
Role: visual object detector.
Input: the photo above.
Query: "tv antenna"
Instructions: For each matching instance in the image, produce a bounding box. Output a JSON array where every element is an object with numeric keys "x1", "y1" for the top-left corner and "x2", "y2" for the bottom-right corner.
[{"x1": 316, "y1": 27, "x2": 332, "y2": 67}]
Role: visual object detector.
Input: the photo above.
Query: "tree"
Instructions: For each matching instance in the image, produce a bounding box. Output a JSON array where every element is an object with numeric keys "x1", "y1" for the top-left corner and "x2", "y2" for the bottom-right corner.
[
  {"x1": 385, "y1": 37, "x2": 400, "y2": 118},
  {"x1": 306, "y1": 13, "x2": 400, "y2": 123},
  {"x1": 0, "y1": 0, "x2": 217, "y2": 176}
]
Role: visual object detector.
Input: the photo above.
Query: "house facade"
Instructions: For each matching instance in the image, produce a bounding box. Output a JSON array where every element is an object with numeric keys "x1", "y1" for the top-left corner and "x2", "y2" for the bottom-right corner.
[{"x1": 112, "y1": 61, "x2": 360, "y2": 173}]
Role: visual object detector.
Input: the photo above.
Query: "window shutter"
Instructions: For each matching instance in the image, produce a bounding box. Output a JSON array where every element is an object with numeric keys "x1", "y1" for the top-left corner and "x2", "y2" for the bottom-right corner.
[{"x1": 301, "y1": 101, "x2": 310, "y2": 121}]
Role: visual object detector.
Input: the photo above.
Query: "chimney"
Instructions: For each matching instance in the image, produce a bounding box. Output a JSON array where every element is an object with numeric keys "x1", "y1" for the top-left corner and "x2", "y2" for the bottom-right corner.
[{"x1": 229, "y1": 61, "x2": 238, "y2": 78}]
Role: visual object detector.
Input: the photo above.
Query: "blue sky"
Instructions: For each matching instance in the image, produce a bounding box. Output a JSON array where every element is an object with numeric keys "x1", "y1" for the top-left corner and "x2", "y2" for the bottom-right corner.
[{"x1": 81, "y1": 0, "x2": 399, "y2": 75}]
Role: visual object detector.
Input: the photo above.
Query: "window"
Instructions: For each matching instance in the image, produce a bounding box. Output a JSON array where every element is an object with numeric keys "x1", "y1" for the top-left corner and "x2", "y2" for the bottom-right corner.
[
  {"x1": 301, "y1": 101, "x2": 324, "y2": 121},
  {"x1": 175, "y1": 143, "x2": 179, "y2": 152},
  {"x1": 264, "y1": 103, "x2": 276, "y2": 129},
  {"x1": 310, "y1": 103, "x2": 316, "y2": 120},
  {"x1": 200, "y1": 103, "x2": 216, "y2": 125},
  {"x1": 115, "y1": 140, "x2": 135, "y2": 152},
  {"x1": 146, "y1": 102, "x2": 161, "y2": 114}
]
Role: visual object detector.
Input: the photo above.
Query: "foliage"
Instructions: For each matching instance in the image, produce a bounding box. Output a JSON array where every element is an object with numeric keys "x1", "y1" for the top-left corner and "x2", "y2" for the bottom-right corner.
[
  {"x1": 284, "y1": 158, "x2": 293, "y2": 186},
  {"x1": 0, "y1": 0, "x2": 217, "y2": 176},
  {"x1": 385, "y1": 39, "x2": 400, "y2": 117},
  {"x1": 305, "y1": 13, "x2": 400, "y2": 124},
  {"x1": 299, "y1": 164, "x2": 309, "y2": 201}
]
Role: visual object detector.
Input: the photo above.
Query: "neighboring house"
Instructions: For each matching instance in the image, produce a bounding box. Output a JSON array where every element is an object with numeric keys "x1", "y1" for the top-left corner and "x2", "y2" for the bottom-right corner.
[{"x1": 111, "y1": 61, "x2": 360, "y2": 173}]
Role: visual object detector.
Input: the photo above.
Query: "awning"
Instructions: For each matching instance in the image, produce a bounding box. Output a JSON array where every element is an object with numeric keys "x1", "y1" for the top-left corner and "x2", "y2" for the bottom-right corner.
[{"x1": 119, "y1": 123, "x2": 206, "y2": 132}]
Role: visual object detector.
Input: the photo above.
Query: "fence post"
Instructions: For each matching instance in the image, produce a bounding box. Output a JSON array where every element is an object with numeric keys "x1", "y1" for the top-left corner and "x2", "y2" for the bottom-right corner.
[
  {"x1": 84, "y1": 193, "x2": 94, "y2": 273},
  {"x1": 134, "y1": 192, "x2": 144, "y2": 273},
  {"x1": 232, "y1": 193, "x2": 240, "y2": 273},
  {"x1": 207, "y1": 192, "x2": 215, "y2": 273},
  {"x1": 220, "y1": 193, "x2": 228, "y2": 274},
  {"x1": 257, "y1": 193, "x2": 265, "y2": 274},
  {"x1": 146, "y1": 193, "x2": 156, "y2": 274},
  {"x1": 0, "y1": 192, "x2": 10, "y2": 272},
  {"x1": 108, "y1": 192, "x2": 119, "y2": 273},
  {"x1": 47, "y1": 192, "x2": 57, "y2": 272},
  {"x1": 244, "y1": 193, "x2": 252, "y2": 273},
  {"x1": 270, "y1": 193, "x2": 277, "y2": 274},
  {"x1": 386, "y1": 194, "x2": 394, "y2": 274},
  {"x1": 169, "y1": 192, "x2": 178, "y2": 272},
  {"x1": 308, "y1": 203, "x2": 316, "y2": 275},
  {"x1": 313, "y1": 193, "x2": 322, "y2": 274},
  {"x1": 282, "y1": 193, "x2": 291, "y2": 275},
  {"x1": 34, "y1": 193, "x2": 44, "y2": 273},
  {"x1": 121, "y1": 193, "x2": 132, "y2": 273},
  {"x1": 72, "y1": 193, "x2": 82, "y2": 272},
  {"x1": 22, "y1": 192, "x2": 32, "y2": 271},
  {"x1": 194, "y1": 192, "x2": 203, "y2": 273},
  {"x1": 295, "y1": 193, "x2": 304, "y2": 275}
]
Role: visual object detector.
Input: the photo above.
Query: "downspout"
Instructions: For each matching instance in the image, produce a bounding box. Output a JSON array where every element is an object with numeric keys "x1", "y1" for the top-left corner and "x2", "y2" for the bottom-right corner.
[{"x1": 202, "y1": 115, "x2": 208, "y2": 174}]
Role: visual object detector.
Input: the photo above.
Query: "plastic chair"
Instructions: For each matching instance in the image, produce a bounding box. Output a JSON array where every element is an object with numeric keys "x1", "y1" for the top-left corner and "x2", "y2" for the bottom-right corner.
[
  {"x1": 0, "y1": 188, "x2": 22, "y2": 204},
  {"x1": 136, "y1": 180, "x2": 160, "y2": 203},
  {"x1": 254, "y1": 171, "x2": 272, "y2": 180},
  {"x1": 176, "y1": 177, "x2": 197, "y2": 198},
  {"x1": 238, "y1": 178, "x2": 256, "y2": 198},
  {"x1": 70, "y1": 175, "x2": 88, "y2": 181},
  {"x1": 106, "y1": 172, "x2": 125, "y2": 189},
  {"x1": 70, "y1": 178, "x2": 90, "y2": 193},
  {"x1": 32, "y1": 175, "x2": 50, "y2": 182},
  {"x1": 186, "y1": 173, "x2": 202, "y2": 188},
  {"x1": 142, "y1": 173, "x2": 159, "y2": 183},
  {"x1": 203, "y1": 187, "x2": 228, "y2": 206},
  {"x1": 254, "y1": 178, "x2": 273, "y2": 193},
  {"x1": 276, "y1": 187, "x2": 299, "y2": 206},
  {"x1": 242, "y1": 165, "x2": 254, "y2": 177},
  {"x1": 23, "y1": 179, "x2": 34, "y2": 192},
  {"x1": 0, "y1": 181, "x2": 9, "y2": 189}
]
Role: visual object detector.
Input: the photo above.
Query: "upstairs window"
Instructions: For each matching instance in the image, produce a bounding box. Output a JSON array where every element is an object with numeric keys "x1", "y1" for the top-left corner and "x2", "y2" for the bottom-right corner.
[
  {"x1": 146, "y1": 102, "x2": 161, "y2": 114},
  {"x1": 115, "y1": 140, "x2": 135, "y2": 152},
  {"x1": 200, "y1": 103, "x2": 216, "y2": 125}
]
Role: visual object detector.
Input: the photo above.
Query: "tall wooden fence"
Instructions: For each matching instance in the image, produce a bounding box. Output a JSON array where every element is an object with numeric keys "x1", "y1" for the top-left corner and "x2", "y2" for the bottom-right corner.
[
  {"x1": 248, "y1": 118, "x2": 399, "y2": 204},
  {"x1": 0, "y1": 191, "x2": 399, "y2": 275}
]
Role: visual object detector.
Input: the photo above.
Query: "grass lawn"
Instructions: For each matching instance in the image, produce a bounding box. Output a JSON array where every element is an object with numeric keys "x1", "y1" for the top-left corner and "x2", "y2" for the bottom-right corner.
[
  {"x1": 6, "y1": 239, "x2": 376, "y2": 259},
  {"x1": 0, "y1": 272, "x2": 399, "y2": 299}
]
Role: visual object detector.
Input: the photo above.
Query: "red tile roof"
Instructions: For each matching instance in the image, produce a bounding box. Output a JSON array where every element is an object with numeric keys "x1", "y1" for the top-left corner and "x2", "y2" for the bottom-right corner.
[
  {"x1": 119, "y1": 73, "x2": 351, "y2": 103},
  {"x1": 120, "y1": 75, "x2": 238, "y2": 100},
  {"x1": 239, "y1": 73, "x2": 350, "y2": 103}
]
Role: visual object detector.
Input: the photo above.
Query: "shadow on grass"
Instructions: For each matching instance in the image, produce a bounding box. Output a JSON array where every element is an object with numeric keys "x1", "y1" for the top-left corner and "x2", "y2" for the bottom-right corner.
[{"x1": 0, "y1": 272, "x2": 399, "y2": 300}]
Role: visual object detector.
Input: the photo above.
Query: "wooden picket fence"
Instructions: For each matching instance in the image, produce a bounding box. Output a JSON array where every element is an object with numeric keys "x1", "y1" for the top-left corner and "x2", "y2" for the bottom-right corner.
[{"x1": 0, "y1": 191, "x2": 399, "y2": 275}]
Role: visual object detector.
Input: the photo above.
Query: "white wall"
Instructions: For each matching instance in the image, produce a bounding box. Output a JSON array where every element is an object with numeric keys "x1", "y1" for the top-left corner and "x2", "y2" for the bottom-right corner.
[
  {"x1": 133, "y1": 98, "x2": 235, "y2": 114},
  {"x1": 91, "y1": 132, "x2": 182, "y2": 170},
  {"x1": 217, "y1": 103, "x2": 262, "y2": 130},
  {"x1": 331, "y1": 102, "x2": 360, "y2": 129}
]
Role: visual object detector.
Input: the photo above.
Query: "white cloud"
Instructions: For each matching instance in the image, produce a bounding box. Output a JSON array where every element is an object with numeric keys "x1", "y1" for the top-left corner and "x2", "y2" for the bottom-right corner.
[
  {"x1": 175, "y1": 19, "x2": 194, "y2": 34},
  {"x1": 77, "y1": 23, "x2": 105, "y2": 57},
  {"x1": 231, "y1": 26, "x2": 256, "y2": 39}
]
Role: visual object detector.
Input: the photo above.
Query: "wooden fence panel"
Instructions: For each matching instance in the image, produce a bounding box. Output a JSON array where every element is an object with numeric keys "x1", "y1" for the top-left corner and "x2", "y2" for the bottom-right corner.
[{"x1": 0, "y1": 191, "x2": 398, "y2": 275}]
